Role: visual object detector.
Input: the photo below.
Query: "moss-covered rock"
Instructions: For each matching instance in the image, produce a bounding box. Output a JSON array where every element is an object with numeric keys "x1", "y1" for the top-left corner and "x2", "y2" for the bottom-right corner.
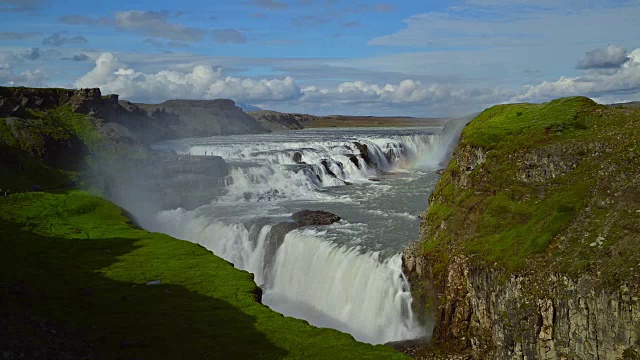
[{"x1": 404, "y1": 97, "x2": 640, "y2": 359}]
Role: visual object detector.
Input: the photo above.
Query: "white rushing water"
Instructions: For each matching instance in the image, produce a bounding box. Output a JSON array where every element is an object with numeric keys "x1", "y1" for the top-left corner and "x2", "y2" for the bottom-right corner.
[{"x1": 149, "y1": 121, "x2": 469, "y2": 344}]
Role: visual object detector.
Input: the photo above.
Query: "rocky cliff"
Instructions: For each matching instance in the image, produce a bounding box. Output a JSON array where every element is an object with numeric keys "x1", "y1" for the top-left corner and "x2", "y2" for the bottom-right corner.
[
  {"x1": 248, "y1": 110, "x2": 317, "y2": 130},
  {"x1": 0, "y1": 86, "x2": 269, "y2": 191},
  {"x1": 403, "y1": 97, "x2": 640, "y2": 359},
  {"x1": 138, "y1": 99, "x2": 268, "y2": 137}
]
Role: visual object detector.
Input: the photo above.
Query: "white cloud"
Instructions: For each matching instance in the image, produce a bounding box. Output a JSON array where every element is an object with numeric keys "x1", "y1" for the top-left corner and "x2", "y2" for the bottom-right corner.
[
  {"x1": 75, "y1": 53, "x2": 301, "y2": 102},
  {"x1": 515, "y1": 48, "x2": 640, "y2": 102},
  {"x1": 0, "y1": 50, "x2": 48, "y2": 86},
  {"x1": 72, "y1": 52, "x2": 512, "y2": 116},
  {"x1": 576, "y1": 44, "x2": 630, "y2": 70}
]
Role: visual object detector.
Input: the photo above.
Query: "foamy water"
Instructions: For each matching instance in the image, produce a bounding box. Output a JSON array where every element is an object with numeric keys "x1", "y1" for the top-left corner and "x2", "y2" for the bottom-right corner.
[{"x1": 148, "y1": 121, "x2": 469, "y2": 344}]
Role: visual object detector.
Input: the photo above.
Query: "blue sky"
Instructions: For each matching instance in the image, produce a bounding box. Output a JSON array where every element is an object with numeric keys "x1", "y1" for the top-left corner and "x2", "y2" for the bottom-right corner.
[{"x1": 1, "y1": 0, "x2": 640, "y2": 116}]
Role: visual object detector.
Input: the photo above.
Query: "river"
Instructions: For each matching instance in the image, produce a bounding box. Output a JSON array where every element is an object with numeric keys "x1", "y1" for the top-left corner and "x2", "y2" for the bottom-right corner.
[{"x1": 141, "y1": 121, "x2": 467, "y2": 344}]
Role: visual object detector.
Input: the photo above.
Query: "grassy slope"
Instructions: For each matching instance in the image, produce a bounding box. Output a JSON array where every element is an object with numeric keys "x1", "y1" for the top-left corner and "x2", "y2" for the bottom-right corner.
[
  {"x1": 421, "y1": 97, "x2": 640, "y2": 285},
  {"x1": 0, "y1": 105, "x2": 146, "y2": 192},
  {"x1": 0, "y1": 105, "x2": 98, "y2": 191},
  {"x1": 0, "y1": 191, "x2": 407, "y2": 359}
]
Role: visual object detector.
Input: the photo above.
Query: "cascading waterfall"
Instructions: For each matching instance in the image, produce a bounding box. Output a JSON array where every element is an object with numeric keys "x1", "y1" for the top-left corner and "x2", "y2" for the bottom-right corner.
[
  {"x1": 266, "y1": 229, "x2": 422, "y2": 344},
  {"x1": 149, "y1": 123, "x2": 470, "y2": 345},
  {"x1": 174, "y1": 133, "x2": 450, "y2": 204},
  {"x1": 154, "y1": 209, "x2": 423, "y2": 344}
]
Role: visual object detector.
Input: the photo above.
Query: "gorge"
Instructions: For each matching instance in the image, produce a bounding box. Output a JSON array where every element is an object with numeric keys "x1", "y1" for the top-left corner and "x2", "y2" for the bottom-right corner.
[{"x1": 1, "y1": 86, "x2": 639, "y2": 359}]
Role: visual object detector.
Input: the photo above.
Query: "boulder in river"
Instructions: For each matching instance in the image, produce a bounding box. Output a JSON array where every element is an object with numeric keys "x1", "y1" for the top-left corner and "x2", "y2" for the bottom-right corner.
[
  {"x1": 320, "y1": 159, "x2": 337, "y2": 178},
  {"x1": 292, "y1": 151, "x2": 304, "y2": 164},
  {"x1": 292, "y1": 210, "x2": 341, "y2": 226},
  {"x1": 348, "y1": 154, "x2": 360, "y2": 169},
  {"x1": 353, "y1": 142, "x2": 376, "y2": 168}
]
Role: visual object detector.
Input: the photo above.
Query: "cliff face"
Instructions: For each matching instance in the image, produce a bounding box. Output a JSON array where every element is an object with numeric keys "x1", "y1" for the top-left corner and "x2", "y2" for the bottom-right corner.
[
  {"x1": 403, "y1": 97, "x2": 640, "y2": 359},
  {"x1": 0, "y1": 86, "x2": 269, "y2": 191},
  {"x1": 248, "y1": 110, "x2": 317, "y2": 130},
  {"x1": 138, "y1": 99, "x2": 269, "y2": 137}
]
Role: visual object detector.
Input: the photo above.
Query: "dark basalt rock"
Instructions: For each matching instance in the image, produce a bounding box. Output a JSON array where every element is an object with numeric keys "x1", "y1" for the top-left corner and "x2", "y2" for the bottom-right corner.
[
  {"x1": 291, "y1": 210, "x2": 341, "y2": 226},
  {"x1": 354, "y1": 142, "x2": 376, "y2": 168},
  {"x1": 348, "y1": 154, "x2": 360, "y2": 169},
  {"x1": 248, "y1": 110, "x2": 308, "y2": 131},
  {"x1": 292, "y1": 151, "x2": 304, "y2": 164},
  {"x1": 385, "y1": 337, "x2": 431, "y2": 359},
  {"x1": 320, "y1": 159, "x2": 337, "y2": 178}
]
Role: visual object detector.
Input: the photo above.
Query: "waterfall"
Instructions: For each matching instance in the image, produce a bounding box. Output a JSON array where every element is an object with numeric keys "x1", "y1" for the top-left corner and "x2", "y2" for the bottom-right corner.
[
  {"x1": 266, "y1": 229, "x2": 423, "y2": 344},
  {"x1": 169, "y1": 132, "x2": 455, "y2": 204},
  {"x1": 154, "y1": 210, "x2": 424, "y2": 344},
  {"x1": 146, "y1": 123, "x2": 471, "y2": 345}
]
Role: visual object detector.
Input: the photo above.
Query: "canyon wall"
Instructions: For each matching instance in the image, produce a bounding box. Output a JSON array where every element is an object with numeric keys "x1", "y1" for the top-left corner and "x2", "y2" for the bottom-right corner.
[{"x1": 403, "y1": 97, "x2": 640, "y2": 359}]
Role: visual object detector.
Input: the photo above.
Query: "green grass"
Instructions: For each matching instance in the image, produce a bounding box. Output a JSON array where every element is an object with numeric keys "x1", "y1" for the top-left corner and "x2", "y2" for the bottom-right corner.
[
  {"x1": 0, "y1": 191, "x2": 407, "y2": 359},
  {"x1": 420, "y1": 96, "x2": 640, "y2": 285},
  {"x1": 461, "y1": 96, "x2": 597, "y2": 150}
]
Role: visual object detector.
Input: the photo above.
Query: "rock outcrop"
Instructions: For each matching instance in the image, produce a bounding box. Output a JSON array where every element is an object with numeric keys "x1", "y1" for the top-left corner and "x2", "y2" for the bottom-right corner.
[
  {"x1": 141, "y1": 99, "x2": 269, "y2": 138},
  {"x1": 291, "y1": 210, "x2": 341, "y2": 226},
  {"x1": 0, "y1": 86, "x2": 271, "y2": 191},
  {"x1": 248, "y1": 110, "x2": 314, "y2": 131},
  {"x1": 403, "y1": 97, "x2": 640, "y2": 359},
  {"x1": 354, "y1": 142, "x2": 376, "y2": 168}
]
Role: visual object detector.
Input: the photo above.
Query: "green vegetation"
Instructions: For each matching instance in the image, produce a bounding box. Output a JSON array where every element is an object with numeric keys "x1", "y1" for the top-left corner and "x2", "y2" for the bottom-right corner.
[
  {"x1": 0, "y1": 191, "x2": 407, "y2": 359},
  {"x1": 461, "y1": 97, "x2": 596, "y2": 150},
  {"x1": 421, "y1": 97, "x2": 640, "y2": 285},
  {"x1": 28, "y1": 105, "x2": 106, "y2": 151},
  {"x1": 0, "y1": 106, "x2": 94, "y2": 192}
]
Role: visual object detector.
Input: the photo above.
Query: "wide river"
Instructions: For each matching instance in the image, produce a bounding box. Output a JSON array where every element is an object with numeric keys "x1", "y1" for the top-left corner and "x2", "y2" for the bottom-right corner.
[{"x1": 144, "y1": 122, "x2": 467, "y2": 344}]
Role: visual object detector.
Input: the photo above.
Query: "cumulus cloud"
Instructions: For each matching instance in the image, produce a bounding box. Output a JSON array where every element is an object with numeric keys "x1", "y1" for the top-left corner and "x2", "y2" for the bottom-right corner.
[
  {"x1": 300, "y1": 79, "x2": 512, "y2": 108},
  {"x1": 71, "y1": 52, "x2": 515, "y2": 115},
  {"x1": 43, "y1": 33, "x2": 88, "y2": 47},
  {"x1": 515, "y1": 48, "x2": 640, "y2": 102},
  {"x1": 75, "y1": 53, "x2": 301, "y2": 102},
  {"x1": 0, "y1": 50, "x2": 47, "y2": 86},
  {"x1": 0, "y1": 31, "x2": 40, "y2": 40},
  {"x1": 576, "y1": 44, "x2": 630, "y2": 70}
]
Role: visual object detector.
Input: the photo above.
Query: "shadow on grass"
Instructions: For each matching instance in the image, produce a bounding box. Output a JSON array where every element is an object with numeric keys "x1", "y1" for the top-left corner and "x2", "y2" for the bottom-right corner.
[{"x1": 0, "y1": 219, "x2": 287, "y2": 360}]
